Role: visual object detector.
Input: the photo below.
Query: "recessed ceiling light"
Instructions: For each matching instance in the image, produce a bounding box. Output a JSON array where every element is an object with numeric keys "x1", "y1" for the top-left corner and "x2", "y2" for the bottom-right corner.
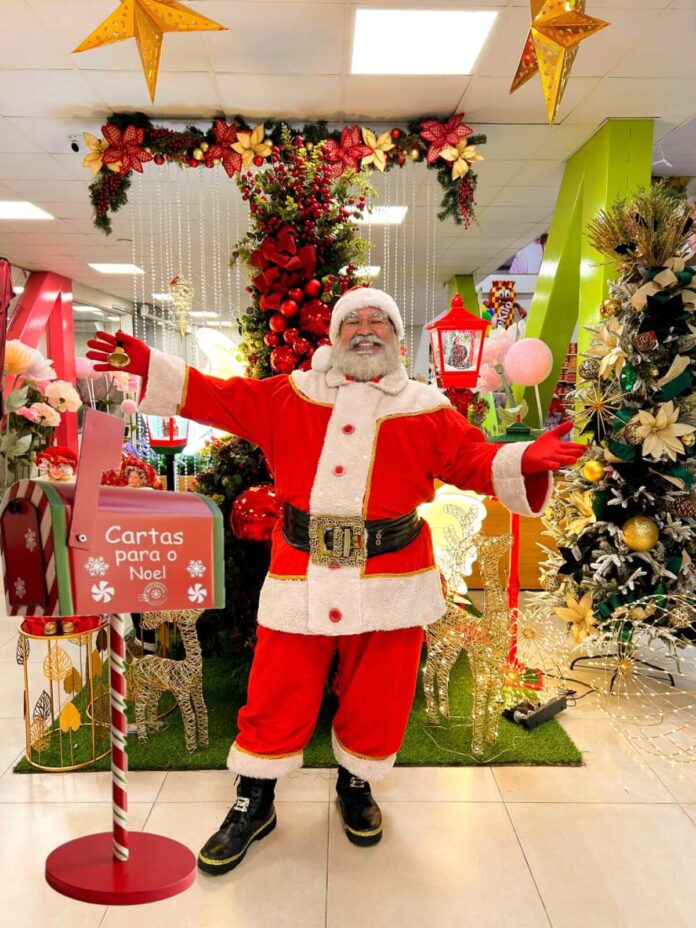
[
  {"x1": 88, "y1": 263, "x2": 144, "y2": 275},
  {"x1": 0, "y1": 201, "x2": 54, "y2": 220},
  {"x1": 356, "y1": 206, "x2": 408, "y2": 226},
  {"x1": 351, "y1": 10, "x2": 497, "y2": 74},
  {"x1": 74, "y1": 306, "x2": 103, "y2": 315},
  {"x1": 151, "y1": 292, "x2": 173, "y2": 302}
]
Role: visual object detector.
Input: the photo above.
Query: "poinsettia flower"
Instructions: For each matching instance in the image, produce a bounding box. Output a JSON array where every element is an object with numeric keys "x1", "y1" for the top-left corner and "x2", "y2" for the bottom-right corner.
[
  {"x1": 420, "y1": 114, "x2": 473, "y2": 164},
  {"x1": 630, "y1": 401, "x2": 696, "y2": 462},
  {"x1": 360, "y1": 128, "x2": 395, "y2": 172},
  {"x1": 322, "y1": 125, "x2": 373, "y2": 177},
  {"x1": 82, "y1": 132, "x2": 121, "y2": 176},
  {"x1": 210, "y1": 119, "x2": 243, "y2": 177},
  {"x1": 232, "y1": 124, "x2": 273, "y2": 168},
  {"x1": 101, "y1": 124, "x2": 153, "y2": 175},
  {"x1": 440, "y1": 141, "x2": 484, "y2": 180},
  {"x1": 555, "y1": 590, "x2": 598, "y2": 645},
  {"x1": 585, "y1": 316, "x2": 627, "y2": 379},
  {"x1": 564, "y1": 491, "x2": 597, "y2": 537}
]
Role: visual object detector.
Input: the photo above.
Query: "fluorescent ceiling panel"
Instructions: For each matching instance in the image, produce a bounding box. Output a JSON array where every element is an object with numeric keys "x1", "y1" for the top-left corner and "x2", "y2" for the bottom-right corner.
[
  {"x1": 357, "y1": 206, "x2": 408, "y2": 225},
  {"x1": 0, "y1": 201, "x2": 53, "y2": 220},
  {"x1": 88, "y1": 263, "x2": 144, "y2": 275}
]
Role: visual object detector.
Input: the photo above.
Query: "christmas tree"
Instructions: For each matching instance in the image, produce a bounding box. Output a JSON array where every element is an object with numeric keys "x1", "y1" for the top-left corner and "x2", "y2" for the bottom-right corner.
[{"x1": 535, "y1": 183, "x2": 696, "y2": 642}]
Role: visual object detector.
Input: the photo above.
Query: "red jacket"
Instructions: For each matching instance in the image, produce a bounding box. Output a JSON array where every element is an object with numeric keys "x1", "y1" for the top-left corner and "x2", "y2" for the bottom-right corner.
[{"x1": 140, "y1": 350, "x2": 551, "y2": 636}]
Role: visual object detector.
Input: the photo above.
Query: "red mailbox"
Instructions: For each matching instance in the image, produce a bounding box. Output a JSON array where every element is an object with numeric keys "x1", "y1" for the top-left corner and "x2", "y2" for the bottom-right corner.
[{"x1": 1, "y1": 416, "x2": 224, "y2": 617}]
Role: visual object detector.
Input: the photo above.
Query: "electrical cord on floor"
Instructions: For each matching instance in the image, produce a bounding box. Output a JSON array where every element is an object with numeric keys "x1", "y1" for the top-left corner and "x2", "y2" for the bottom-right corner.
[{"x1": 544, "y1": 672, "x2": 597, "y2": 707}]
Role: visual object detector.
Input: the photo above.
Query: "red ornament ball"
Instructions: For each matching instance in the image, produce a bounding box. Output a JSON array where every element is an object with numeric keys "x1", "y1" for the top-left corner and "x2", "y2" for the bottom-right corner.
[
  {"x1": 270, "y1": 345, "x2": 298, "y2": 373},
  {"x1": 153, "y1": 154, "x2": 164, "y2": 165},
  {"x1": 269, "y1": 314, "x2": 287, "y2": 333},
  {"x1": 288, "y1": 287, "x2": 304, "y2": 302},
  {"x1": 280, "y1": 299, "x2": 300, "y2": 318},
  {"x1": 304, "y1": 278, "x2": 323, "y2": 298},
  {"x1": 253, "y1": 155, "x2": 265, "y2": 167},
  {"x1": 390, "y1": 128, "x2": 401, "y2": 140},
  {"x1": 263, "y1": 332, "x2": 280, "y2": 347},
  {"x1": 283, "y1": 327, "x2": 299, "y2": 344},
  {"x1": 298, "y1": 360, "x2": 312, "y2": 372},
  {"x1": 230, "y1": 484, "x2": 281, "y2": 542},
  {"x1": 299, "y1": 300, "x2": 331, "y2": 336},
  {"x1": 293, "y1": 336, "x2": 311, "y2": 356}
]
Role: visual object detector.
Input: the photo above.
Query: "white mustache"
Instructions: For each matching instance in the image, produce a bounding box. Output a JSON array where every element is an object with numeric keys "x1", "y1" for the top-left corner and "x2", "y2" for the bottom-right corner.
[{"x1": 349, "y1": 334, "x2": 385, "y2": 349}]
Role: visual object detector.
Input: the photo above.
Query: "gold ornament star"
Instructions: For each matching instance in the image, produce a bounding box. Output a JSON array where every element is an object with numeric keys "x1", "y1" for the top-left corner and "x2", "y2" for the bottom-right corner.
[
  {"x1": 510, "y1": 1, "x2": 609, "y2": 124},
  {"x1": 73, "y1": 0, "x2": 227, "y2": 103}
]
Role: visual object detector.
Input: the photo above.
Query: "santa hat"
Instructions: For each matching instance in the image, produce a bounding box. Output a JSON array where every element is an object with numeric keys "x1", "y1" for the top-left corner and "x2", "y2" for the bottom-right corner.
[{"x1": 312, "y1": 286, "x2": 404, "y2": 372}]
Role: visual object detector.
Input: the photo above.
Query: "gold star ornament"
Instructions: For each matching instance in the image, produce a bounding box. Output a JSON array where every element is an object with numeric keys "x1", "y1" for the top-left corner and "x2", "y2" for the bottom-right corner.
[
  {"x1": 510, "y1": 1, "x2": 609, "y2": 124},
  {"x1": 73, "y1": 0, "x2": 227, "y2": 103}
]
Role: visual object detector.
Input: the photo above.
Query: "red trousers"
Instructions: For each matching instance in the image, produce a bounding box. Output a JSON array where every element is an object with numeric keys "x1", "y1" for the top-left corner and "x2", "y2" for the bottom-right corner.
[{"x1": 231, "y1": 626, "x2": 424, "y2": 779}]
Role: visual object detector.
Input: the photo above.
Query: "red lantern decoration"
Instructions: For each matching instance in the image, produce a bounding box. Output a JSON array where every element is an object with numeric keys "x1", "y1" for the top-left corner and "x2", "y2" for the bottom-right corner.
[
  {"x1": 425, "y1": 294, "x2": 489, "y2": 388},
  {"x1": 230, "y1": 484, "x2": 281, "y2": 542}
]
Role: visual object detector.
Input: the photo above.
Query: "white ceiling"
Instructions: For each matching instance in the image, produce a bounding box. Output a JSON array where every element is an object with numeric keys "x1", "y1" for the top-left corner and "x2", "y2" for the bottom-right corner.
[{"x1": 1, "y1": 0, "x2": 695, "y2": 325}]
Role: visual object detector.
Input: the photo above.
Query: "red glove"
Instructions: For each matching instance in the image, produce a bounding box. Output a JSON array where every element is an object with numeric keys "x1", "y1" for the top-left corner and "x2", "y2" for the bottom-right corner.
[
  {"x1": 86, "y1": 330, "x2": 151, "y2": 377},
  {"x1": 521, "y1": 421, "x2": 585, "y2": 475}
]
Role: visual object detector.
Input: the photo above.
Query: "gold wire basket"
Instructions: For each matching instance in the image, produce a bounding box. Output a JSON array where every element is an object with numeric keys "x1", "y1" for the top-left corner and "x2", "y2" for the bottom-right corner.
[{"x1": 18, "y1": 617, "x2": 111, "y2": 772}]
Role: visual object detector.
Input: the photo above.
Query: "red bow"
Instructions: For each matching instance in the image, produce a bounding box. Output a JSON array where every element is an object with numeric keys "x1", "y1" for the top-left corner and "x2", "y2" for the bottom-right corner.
[{"x1": 250, "y1": 226, "x2": 317, "y2": 305}]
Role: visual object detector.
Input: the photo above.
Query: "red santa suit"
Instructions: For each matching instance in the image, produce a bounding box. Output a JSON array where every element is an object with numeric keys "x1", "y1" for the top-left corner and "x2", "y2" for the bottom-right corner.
[{"x1": 137, "y1": 294, "x2": 552, "y2": 781}]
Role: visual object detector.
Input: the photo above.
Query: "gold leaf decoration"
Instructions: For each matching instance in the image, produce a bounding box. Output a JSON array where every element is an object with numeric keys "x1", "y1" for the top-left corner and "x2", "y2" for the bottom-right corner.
[
  {"x1": 43, "y1": 646, "x2": 73, "y2": 682},
  {"x1": 33, "y1": 690, "x2": 53, "y2": 722},
  {"x1": 63, "y1": 667, "x2": 83, "y2": 696},
  {"x1": 16, "y1": 635, "x2": 28, "y2": 665},
  {"x1": 29, "y1": 717, "x2": 50, "y2": 751},
  {"x1": 59, "y1": 702, "x2": 82, "y2": 734},
  {"x1": 96, "y1": 627, "x2": 108, "y2": 652},
  {"x1": 90, "y1": 649, "x2": 104, "y2": 679}
]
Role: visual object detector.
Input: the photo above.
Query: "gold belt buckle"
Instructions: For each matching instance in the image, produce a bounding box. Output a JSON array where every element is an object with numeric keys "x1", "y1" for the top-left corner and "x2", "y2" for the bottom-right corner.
[{"x1": 308, "y1": 514, "x2": 367, "y2": 567}]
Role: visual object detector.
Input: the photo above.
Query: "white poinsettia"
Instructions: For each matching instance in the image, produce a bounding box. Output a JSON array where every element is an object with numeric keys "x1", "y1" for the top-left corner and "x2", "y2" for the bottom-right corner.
[
  {"x1": 555, "y1": 590, "x2": 598, "y2": 645},
  {"x1": 585, "y1": 316, "x2": 627, "y2": 379},
  {"x1": 630, "y1": 401, "x2": 696, "y2": 462}
]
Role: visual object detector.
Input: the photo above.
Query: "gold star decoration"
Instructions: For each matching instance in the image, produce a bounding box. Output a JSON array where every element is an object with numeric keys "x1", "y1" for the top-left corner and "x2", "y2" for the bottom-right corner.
[
  {"x1": 510, "y1": 1, "x2": 609, "y2": 124},
  {"x1": 73, "y1": 0, "x2": 227, "y2": 103}
]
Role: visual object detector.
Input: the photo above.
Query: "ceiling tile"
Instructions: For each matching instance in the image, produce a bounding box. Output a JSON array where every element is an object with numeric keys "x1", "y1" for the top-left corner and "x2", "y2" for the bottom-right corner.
[
  {"x1": 490, "y1": 186, "x2": 560, "y2": 208},
  {"x1": 0, "y1": 153, "x2": 77, "y2": 181},
  {"x1": 527, "y1": 125, "x2": 596, "y2": 160},
  {"x1": 343, "y1": 77, "x2": 468, "y2": 120},
  {"x1": 474, "y1": 160, "x2": 526, "y2": 185},
  {"x1": 205, "y1": 2, "x2": 344, "y2": 74},
  {"x1": 565, "y1": 77, "x2": 696, "y2": 127},
  {"x1": 0, "y1": 118, "x2": 42, "y2": 154},
  {"x1": 82, "y1": 71, "x2": 222, "y2": 117},
  {"x1": 512, "y1": 161, "x2": 565, "y2": 187},
  {"x1": 568, "y1": 8, "x2": 660, "y2": 78},
  {"x1": 217, "y1": 73, "x2": 342, "y2": 119},
  {"x1": 0, "y1": 70, "x2": 106, "y2": 118},
  {"x1": 3, "y1": 118, "x2": 107, "y2": 155},
  {"x1": 2, "y1": 1, "x2": 68, "y2": 69},
  {"x1": 474, "y1": 6, "x2": 538, "y2": 79},
  {"x1": 0, "y1": 179, "x2": 89, "y2": 201},
  {"x1": 609, "y1": 11, "x2": 696, "y2": 77},
  {"x1": 469, "y1": 124, "x2": 552, "y2": 160},
  {"x1": 460, "y1": 75, "x2": 600, "y2": 125}
]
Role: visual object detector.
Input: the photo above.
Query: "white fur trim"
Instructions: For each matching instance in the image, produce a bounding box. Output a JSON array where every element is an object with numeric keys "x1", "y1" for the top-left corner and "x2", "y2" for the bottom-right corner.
[
  {"x1": 330, "y1": 288, "x2": 404, "y2": 343},
  {"x1": 258, "y1": 568, "x2": 445, "y2": 636},
  {"x1": 227, "y1": 742, "x2": 303, "y2": 778},
  {"x1": 332, "y1": 730, "x2": 396, "y2": 781},
  {"x1": 137, "y1": 347, "x2": 186, "y2": 416},
  {"x1": 491, "y1": 441, "x2": 553, "y2": 517},
  {"x1": 311, "y1": 344, "x2": 333, "y2": 372}
]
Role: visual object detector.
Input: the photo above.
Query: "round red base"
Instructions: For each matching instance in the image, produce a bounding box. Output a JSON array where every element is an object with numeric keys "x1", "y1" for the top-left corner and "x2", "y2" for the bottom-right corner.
[{"x1": 45, "y1": 832, "x2": 197, "y2": 905}]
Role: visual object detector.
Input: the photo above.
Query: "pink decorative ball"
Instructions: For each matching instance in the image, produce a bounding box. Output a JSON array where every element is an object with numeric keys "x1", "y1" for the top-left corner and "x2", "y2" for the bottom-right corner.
[
  {"x1": 120, "y1": 399, "x2": 137, "y2": 415},
  {"x1": 74, "y1": 357, "x2": 95, "y2": 379},
  {"x1": 503, "y1": 338, "x2": 553, "y2": 387}
]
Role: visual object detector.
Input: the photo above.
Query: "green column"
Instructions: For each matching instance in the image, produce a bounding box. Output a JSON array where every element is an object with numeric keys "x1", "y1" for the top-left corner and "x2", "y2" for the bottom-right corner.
[
  {"x1": 523, "y1": 119, "x2": 654, "y2": 416},
  {"x1": 448, "y1": 274, "x2": 481, "y2": 315}
]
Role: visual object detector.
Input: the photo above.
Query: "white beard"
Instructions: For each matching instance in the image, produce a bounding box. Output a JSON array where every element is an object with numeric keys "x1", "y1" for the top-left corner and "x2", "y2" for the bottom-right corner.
[{"x1": 330, "y1": 337, "x2": 402, "y2": 381}]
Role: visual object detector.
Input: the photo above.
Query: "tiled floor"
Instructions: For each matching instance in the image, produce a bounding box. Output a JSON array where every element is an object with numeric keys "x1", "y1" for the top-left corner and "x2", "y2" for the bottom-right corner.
[{"x1": 2, "y1": 615, "x2": 696, "y2": 928}]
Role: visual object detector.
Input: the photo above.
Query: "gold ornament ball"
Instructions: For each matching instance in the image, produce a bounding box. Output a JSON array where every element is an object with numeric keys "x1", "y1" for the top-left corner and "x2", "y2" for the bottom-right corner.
[
  {"x1": 649, "y1": 365, "x2": 660, "y2": 378},
  {"x1": 193, "y1": 147, "x2": 204, "y2": 161},
  {"x1": 305, "y1": 141, "x2": 314, "y2": 151},
  {"x1": 682, "y1": 433, "x2": 695, "y2": 448},
  {"x1": 601, "y1": 298, "x2": 621, "y2": 318},
  {"x1": 621, "y1": 515, "x2": 659, "y2": 552},
  {"x1": 410, "y1": 148, "x2": 421, "y2": 162},
  {"x1": 200, "y1": 142, "x2": 209, "y2": 153},
  {"x1": 582, "y1": 460, "x2": 604, "y2": 482},
  {"x1": 579, "y1": 358, "x2": 600, "y2": 380},
  {"x1": 669, "y1": 605, "x2": 693, "y2": 630},
  {"x1": 623, "y1": 422, "x2": 642, "y2": 446}
]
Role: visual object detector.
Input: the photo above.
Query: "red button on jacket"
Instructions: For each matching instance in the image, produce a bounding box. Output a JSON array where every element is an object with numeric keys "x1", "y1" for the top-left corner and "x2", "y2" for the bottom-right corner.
[
  {"x1": 342, "y1": 424, "x2": 355, "y2": 434},
  {"x1": 328, "y1": 608, "x2": 342, "y2": 623},
  {"x1": 333, "y1": 465, "x2": 345, "y2": 476}
]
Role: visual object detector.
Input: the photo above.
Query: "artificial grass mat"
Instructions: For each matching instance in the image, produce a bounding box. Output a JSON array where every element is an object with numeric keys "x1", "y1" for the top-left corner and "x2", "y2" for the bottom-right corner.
[{"x1": 15, "y1": 651, "x2": 581, "y2": 772}]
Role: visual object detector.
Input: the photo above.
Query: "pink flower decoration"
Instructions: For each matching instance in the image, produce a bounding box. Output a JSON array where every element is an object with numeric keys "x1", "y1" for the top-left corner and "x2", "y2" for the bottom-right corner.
[
  {"x1": 24, "y1": 349, "x2": 56, "y2": 383},
  {"x1": 475, "y1": 363, "x2": 503, "y2": 393},
  {"x1": 120, "y1": 399, "x2": 137, "y2": 415},
  {"x1": 503, "y1": 338, "x2": 553, "y2": 387},
  {"x1": 127, "y1": 374, "x2": 141, "y2": 394},
  {"x1": 481, "y1": 329, "x2": 514, "y2": 365},
  {"x1": 16, "y1": 405, "x2": 41, "y2": 423}
]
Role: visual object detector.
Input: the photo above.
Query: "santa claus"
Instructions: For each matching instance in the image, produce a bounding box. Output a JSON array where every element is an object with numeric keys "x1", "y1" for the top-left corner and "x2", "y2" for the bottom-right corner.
[{"x1": 87, "y1": 287, "x2": 583, "y2": 875}]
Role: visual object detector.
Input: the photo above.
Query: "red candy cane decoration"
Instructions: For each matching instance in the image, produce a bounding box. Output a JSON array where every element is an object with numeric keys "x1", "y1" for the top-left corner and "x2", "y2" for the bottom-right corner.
[{"x1": 109, "y1": 612, "x2": 129, "y2": 862}]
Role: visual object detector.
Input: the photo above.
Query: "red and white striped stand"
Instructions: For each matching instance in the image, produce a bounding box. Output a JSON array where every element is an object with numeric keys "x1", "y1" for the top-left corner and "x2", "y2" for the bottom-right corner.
[{"x1": 45, "y1": 612, "x2": 197, "y2": 905}]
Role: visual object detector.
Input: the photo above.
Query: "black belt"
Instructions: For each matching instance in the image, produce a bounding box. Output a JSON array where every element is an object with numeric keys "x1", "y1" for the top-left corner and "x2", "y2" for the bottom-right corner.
[{"x1": 282, "y1": 502, "x2": 422, "y2": 566}]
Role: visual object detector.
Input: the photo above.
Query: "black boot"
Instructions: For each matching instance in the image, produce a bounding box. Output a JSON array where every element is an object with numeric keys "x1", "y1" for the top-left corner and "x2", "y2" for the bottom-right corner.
[
  {"x1": 336, "y1": 765, "x2": 383, "y2": 847},
  {"x1": 197, "y1": 775, "x2": 277, "y2": 875}
]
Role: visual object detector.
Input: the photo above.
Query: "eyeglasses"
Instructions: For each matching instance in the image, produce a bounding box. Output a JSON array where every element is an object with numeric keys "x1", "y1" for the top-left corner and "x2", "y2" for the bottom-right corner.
[{"x1": 341, "y1": 311, "x2": 392, "y2": 329}]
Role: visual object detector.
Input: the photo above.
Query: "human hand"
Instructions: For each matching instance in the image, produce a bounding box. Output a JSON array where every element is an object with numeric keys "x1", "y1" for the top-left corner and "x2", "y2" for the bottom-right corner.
[
  {"x1": 86, "y1": 330, "x2": 151, "y2": 377},
  {"x1": 521, "y1": 421, "x2": 585, "y2": 475}
]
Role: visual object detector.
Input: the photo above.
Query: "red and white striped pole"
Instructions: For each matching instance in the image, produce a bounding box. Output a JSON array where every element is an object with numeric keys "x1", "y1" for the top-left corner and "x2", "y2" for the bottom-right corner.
[{"x1": 108, "y1": 612, "x2": 129, "y2": 862}]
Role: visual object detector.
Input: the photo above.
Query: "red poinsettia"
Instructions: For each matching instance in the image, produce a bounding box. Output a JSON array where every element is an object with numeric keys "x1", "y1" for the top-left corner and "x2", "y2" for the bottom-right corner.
[
  {"x1": 322, "y1": 125, "x2": 373, "y2": 178},
  {"x1": 419, "y1": 114, "x2": 473, "y2": 165},
  {"x1": 101, "y1": 124, "x2": 153, "y2": 175},
  {"x1": 210, "y1": 119, "x2": 243, "y2": 177}
]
